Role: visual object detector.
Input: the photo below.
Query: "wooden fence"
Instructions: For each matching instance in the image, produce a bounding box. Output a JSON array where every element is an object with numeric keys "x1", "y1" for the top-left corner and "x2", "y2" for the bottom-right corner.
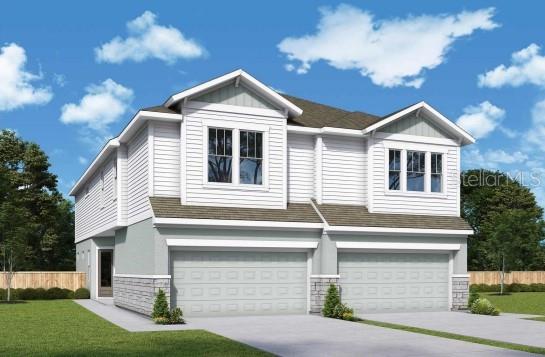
[
  {"x1": 470, "y1": 271, "x2": 545, "y2": 285},
  {"x1": 0, "y1": 272, "x2": 86, "y2": 291}
]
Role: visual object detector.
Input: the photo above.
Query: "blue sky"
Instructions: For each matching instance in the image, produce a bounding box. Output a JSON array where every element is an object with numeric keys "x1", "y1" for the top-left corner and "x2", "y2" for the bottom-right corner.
[{"x1": 2, "y1": 1, "x2": 545, "y2": 203}]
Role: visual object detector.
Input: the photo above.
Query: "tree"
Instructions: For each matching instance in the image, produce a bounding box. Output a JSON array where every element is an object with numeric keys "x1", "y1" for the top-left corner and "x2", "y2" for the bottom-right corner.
[
  {"x1": 0, "y1": 130, "x2": 75, "y2": 293},
  {"x1": 322, "y1": 284, "x2": 341, "y2": 317},
  {"x1": 482, "y1": 209, "x2": 544, "y2": 294},
  {"x1": 461, "y1": 169, "x2": 545, "y2": 271}
]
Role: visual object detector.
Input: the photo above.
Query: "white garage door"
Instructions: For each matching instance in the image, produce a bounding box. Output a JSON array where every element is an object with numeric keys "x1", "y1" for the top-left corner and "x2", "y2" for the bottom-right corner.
[
  {"x1": 339, "y1": 252, "x2": 449, "y2": 314},
  {"x1": 171, "y1": 251, "x2": 308, "y2": 317}
]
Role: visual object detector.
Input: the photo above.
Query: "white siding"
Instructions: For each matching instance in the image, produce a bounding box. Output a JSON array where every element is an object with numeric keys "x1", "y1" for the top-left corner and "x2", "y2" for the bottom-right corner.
[
  {"x1": 118, "y1": 145, "x2": 128, "y2": 224},
  {"x1": 321, "y1": 136, "x2": 367, "y2": 205},
  {"x1": 370, "y1": 137, "x2": 459, "y2": 216},
  {"x1": 183, "y1": 107, "x2": 285, "y2": 208},
  {"x1": 127, "y1": 125, "x2": 151, "y2": 224},
  {"x1": 287, "y1": 133, "x2": 314, "y2": 203},
  {"x1": 194, "y1": 82, "x2": 276, "y2": 110},
  {"x1": 153, "y1": 121, "x2": 180, "y2": 197},
  {"x1": 382, "y1": 112, "x2": 452, "y2": 139},
  {"x1": 74, "y1": 154, "x2": 118, "y2": 242}
]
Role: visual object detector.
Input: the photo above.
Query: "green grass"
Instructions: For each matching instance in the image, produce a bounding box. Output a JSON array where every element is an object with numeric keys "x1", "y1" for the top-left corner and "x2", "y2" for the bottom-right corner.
[
  {"x1": 0, "y1": 300, "x2": 271, "y2": 357},
  {"x1": 359, "y1": 319, "x2": 545, "y2": 355},
  {"x1": 483, "y1": 292, "x2": 545, "y2": 315}
]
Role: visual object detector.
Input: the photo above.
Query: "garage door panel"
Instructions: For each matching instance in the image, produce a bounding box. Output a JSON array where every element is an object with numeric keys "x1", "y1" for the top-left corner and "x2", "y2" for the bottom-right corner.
[
  {"x1": 171, "y1": 251, "x2": 307, "y2": 317},
  {"x1": 339, "y1": 252, "x2": 449, "y2": 314}
]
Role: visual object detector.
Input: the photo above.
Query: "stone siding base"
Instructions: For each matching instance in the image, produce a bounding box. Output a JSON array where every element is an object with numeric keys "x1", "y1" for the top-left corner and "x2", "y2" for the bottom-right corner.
[
  {"x1": 451, "y1": 275, "x2": 469, "y2": 310},
  {"x1": 310, "y1": 275, "x2": 340, "y2": 314},
  {"x1": 113, "y1": 276, "x2": 170, "y2": 316}
]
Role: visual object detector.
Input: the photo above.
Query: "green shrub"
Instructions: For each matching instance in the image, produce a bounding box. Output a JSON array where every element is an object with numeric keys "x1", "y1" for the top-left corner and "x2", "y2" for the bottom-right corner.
[
  {"x1": 468, "y1": 290, "x2": 480, "y2": 308},
  {"x1": 152, "y1": 289, "x2": 170, "y2": 320},
  {"x1": 35, "y1": 288, "x2": 47, "y2": 299},
  {"x1": 322, "y1": 284, "x2": 341, "y2": 318},
  {"x1": 45, "y1": 287, "x2": 68, "y2": 300},
  {"x1": 470, "y1": 298, "x2": 500, "y2": 316},
  {"x1": 470, "y1": 283, "x2": 545, "y2": 293},
  {"x1": 74, "y1": 288, "x2": 90, "y2": 299},
  {"x1": 333, "y1": 303, "x2": 354, "y2": 320},
  {"x1": 153, "y1": 316, "x2": 170, "y2": 325},
  {"x1": 169, "y1": 307, "x2": 184, "y2": 324}
]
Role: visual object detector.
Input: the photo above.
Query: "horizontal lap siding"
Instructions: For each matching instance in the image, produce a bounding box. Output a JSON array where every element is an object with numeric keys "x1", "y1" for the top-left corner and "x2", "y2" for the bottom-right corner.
[
  {"x1": 370, "y1": 138, "x2": 458, "y2": 215},
  {"x1": 288, "y1": 133, "x2": 314, "y2": 203},
  {"x1": 322, "y1": 136, "x2": 366, "y2": 205},
  {"x1": 127, "y1": 126, "x2": 151, "y2": 223},
  {"x1": 75, "y1": 154, "x2": 117, "y2": 241},
  {"x1": 154, "y1": 122, "x2": 180, "y2": 197},
  {"x1": 184, "y1": 109, "x2": 285, "y2": 208}
]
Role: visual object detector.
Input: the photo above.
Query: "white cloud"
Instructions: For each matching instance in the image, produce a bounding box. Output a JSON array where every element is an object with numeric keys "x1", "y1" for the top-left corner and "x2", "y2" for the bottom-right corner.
[
  {"x1": 78, "y1": 156, "x2": 88, "y2": 165},
  {"x1": 278, "y1": 5, "x2": 498, "y2": 88},
  {"x1": 0, "y1": 43, "x2": 53, "y2": 111},
  {"x1": 478, "y1": 44, "x2": 545, "y2": 88},
  {"x1": 524, "y1": 99, "x2": 545, "y2": 152},
  {"x1": 462, "y1": 148, "x2": 527, "y2": 169},
  {"x1": 95, "y1": 11, "x2": 206, "y2": 64},
  {"x1": 60, "y1": 79, "x2": 133, "y2": 132},
  {"x1": 53, "y1": 73, "x2": 67, "y2": 87},
  {"x1": 456, "y1": 101, "x2": 505, "y2": 139}
]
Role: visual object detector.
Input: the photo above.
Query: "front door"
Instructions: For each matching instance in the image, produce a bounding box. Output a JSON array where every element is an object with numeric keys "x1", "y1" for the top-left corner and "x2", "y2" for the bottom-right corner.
[{"x1": 98, "y1": 250, "x2": 113, "y2": 297}]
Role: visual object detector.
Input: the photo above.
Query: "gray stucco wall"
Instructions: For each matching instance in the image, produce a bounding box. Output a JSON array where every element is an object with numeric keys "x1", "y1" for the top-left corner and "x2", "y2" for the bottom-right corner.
[{"x1": 114, "y1": 218, "x2": 161, "y2": 274}]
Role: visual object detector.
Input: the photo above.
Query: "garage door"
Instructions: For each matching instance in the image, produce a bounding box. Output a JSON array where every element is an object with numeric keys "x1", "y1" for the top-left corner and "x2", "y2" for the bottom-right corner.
[
  {"x1": 171, "y1": 251, "x2": 307, "y2": 317},
  {"x1": 338, "y1": 253, "x2": 449, "y2": 314}
]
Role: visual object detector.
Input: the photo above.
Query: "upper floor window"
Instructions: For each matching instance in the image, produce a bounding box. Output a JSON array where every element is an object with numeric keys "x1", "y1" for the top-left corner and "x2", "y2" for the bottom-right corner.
[
  {"x1": 240, "y1": 131, "x2": 263, "y2": 185},
  {"x1": 208, "y1": 128, "x2": 233, "y2": 183},
  {"x1": 388, "y1": 149, "x2": 401, "y2": 190},
  {"x1": 407, "y1": 151, "x2": 425, "y2": 192},
  {"x1": 431, "y1": 153, "x2": 443, "y2": 193}
]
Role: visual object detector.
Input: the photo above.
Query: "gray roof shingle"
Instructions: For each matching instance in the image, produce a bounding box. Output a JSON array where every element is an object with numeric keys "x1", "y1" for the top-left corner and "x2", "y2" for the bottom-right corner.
[
  {"x1": 149, "y1": 197, "x2": 322, "y2": 223},
  {"x1": 314, "y1": 202, "x2": 472, "y2": 231}
]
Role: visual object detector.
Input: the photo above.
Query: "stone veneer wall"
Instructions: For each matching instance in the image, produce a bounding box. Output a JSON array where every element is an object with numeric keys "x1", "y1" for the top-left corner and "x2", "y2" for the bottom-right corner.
[
  {"x1": 451, "y1": 275, "x2": 469, "y2": 310},
  {"x1": 113, "y1": 276, "x2": 171, "y2": 316},
  {"x1": 310, "y1": 275, "x2": 340, "y2": 314}
]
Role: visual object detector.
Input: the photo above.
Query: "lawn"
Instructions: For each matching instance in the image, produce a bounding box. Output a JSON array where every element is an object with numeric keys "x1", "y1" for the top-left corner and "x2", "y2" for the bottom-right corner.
[
  {"x1": 0, "y1": 300, "x2": 271, "y2": 357},
  {"x1": 483, "y1": 292, "x2": 545, "y2": 315}
]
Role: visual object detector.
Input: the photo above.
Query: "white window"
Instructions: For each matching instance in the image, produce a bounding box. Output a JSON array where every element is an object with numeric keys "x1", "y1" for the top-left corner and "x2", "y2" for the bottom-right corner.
[
  {"x1": 431, "y1": 153, "x2": 443, "y2": 193},
  {"x1": 388, "y1": 149, "x2": 401, "y2": 191},
  {"x1": 407, "y1": 151, "x2": 425, "y2": 192},
  {"x1": 240, "y1": 130, "x2": 263, "y2": 185},
  {"x1": 208, "y1": 128, "x2": 233, "y2": 183},
  {"x1": 207, "y1": 127, "x2": 264, "y2": 186}
]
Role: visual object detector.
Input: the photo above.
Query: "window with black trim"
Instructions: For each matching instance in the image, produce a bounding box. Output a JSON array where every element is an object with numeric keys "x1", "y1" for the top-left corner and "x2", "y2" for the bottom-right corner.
[
  {"x1": 388, "y1": 149, "x2": 401, "y2": 190},
  {"x1": 208, "y1": 128, "x2": 233, "y2": 183},
  {"x1": 240, "y1": 130, "x2": 263, "y2": 185},
  {"x1": 431, "y1": 153, "x2": 442, "y2": 193},
  {"x1": 407, "y1": 151, "x2": 425, "y2": 192}
]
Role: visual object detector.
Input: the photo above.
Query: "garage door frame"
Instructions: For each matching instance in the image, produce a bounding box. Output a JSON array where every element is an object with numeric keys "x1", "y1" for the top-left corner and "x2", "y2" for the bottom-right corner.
[
  {"x1": 337, "y1": 247, "x2": 455, "y2": 311},
  {"x1": 168, "y1": 242, "x2": 316, "y2": 316}
]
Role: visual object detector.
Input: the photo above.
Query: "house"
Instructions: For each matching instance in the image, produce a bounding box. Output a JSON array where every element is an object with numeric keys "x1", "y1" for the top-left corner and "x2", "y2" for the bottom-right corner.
[{"x1": 71, "y1": 69, "x2": 474, "y2": 317}]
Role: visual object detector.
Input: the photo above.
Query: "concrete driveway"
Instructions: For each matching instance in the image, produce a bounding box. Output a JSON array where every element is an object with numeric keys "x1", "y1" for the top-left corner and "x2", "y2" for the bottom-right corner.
[
  {"x1": 76, "y1": 300, "x2": 536, "y2": 356},
  {"x1": 361, "y1": 311, "x2": 545, "y2": 349}
]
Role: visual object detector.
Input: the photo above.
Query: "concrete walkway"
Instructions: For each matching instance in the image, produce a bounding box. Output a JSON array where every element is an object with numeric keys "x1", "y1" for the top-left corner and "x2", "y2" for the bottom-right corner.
[
  {"x1": 362, "y1": 311, "x2": 545, "y2": 349},
  {"x1": 76, "y1": 300, "x2": 536, "y2": 356}
]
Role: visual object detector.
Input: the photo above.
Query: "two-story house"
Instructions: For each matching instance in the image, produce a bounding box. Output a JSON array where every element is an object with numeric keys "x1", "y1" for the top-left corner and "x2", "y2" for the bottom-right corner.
[{"x1": 72, "y1": 69, "x2": 474, "y2": 317}]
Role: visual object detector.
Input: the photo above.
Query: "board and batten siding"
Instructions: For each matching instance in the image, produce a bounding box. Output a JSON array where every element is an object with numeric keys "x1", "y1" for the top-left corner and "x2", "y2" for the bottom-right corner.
[
  {"x1": 287, "y1": 133, "x2": 315, "y2": 203},
  {"x1": 193, "y1": 82, "x2": 277, "y2": 110},
  {"x1": 74, "y1": 153, "x2": 118, "y2": 242},
  {"x1": 127, "y1": 125, "x2": 151, "y2": 224},
  {"x1": 321, "y1": 135, "x2": 367, "y2": 205},
  {"x1": 153, "y1": 121, "x2": 180, "y2": 197},
  {"x1": 183, "y1": 106, "x2": 285, "y2": 208},
  {"x1": 369, "y1": 137, "x2": 459, "y2": 216}
]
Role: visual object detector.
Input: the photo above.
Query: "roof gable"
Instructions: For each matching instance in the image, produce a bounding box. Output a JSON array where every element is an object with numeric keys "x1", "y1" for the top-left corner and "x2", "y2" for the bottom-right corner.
[
  {"x1": 381, "y1": 111, "x2": 454, "y2": 140},
  {"x1": 165, "y1": 69, "x2": 302, "y2": 117},
  {"x1": 364, "y1": 102, "x2": 475, "y2": 145},
  {"x1": 193, "y1": 82, "x2": 278, "y2": 110}
]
